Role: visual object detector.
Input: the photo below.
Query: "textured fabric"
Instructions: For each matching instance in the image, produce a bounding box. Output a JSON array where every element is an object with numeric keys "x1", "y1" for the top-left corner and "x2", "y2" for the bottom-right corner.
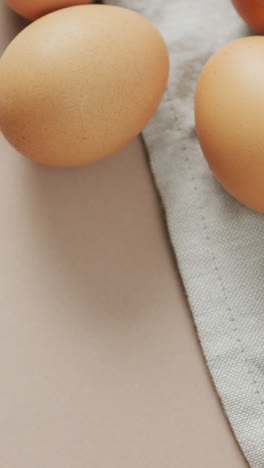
[{"x1": 105, "y1": 1, "x2": 264, "y2": 466}]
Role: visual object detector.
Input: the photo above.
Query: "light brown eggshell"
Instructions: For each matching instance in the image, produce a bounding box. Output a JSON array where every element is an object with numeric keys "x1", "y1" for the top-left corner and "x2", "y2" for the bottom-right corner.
[
  {"x1": 0, "y1": 5, "x2": 169, "y2": 167},
  {"x1": 5, "y1": 0, "x2": 93, "y2": 20},
  {"x1": 195, "y1": 36, "x2": 264, "y2": 213}
]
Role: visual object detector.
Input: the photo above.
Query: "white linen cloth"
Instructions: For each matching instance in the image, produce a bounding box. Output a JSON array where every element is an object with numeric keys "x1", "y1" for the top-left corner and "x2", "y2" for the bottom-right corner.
[{"x1": 106, "y1": 1, "x2": 264, "y2": 466}]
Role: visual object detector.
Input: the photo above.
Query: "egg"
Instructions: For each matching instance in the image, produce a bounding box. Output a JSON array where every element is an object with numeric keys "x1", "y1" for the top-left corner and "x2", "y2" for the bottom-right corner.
[
  {"x1": 0, "y1": 5, "x2": 169, "y2": 167},
  {"x1": 232, "y1": 0, "x2": 264, "y2": 34},
  {"x1": 5, "y1": 0, "x2": 93, "y2": 20},
  {"x1": 195, "y1": 36, "x2": 264, "y2": 213}
]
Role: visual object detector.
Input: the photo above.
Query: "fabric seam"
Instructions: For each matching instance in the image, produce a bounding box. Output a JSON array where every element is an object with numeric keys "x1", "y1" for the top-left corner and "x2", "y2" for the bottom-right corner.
[{"x1": 164, "y1": 90, "x2": 264, "y2": 407}]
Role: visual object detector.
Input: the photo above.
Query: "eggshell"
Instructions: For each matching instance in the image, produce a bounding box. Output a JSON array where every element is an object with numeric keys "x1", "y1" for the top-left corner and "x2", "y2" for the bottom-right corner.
[
  {"x1": 5, "y1": 0, "x2": 93, "y2": 20},
  {"x1": 0, "y1": 5, "x2": 169, "y2": 167},
  {"x1": 195, "y1": 36, "x2": 264, "y2": 213},
  {"x1": 232, "y1": 0, "x2": 264, "y2": 34}
]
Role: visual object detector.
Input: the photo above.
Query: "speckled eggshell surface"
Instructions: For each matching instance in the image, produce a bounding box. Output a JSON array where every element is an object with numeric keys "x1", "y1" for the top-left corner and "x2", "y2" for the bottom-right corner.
[{"x1": 0, "y1": 5, "x2": 169, "y2": 167}]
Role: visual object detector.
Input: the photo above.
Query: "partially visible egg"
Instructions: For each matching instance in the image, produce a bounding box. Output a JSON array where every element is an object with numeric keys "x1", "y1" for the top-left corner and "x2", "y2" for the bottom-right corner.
[
  {"x1": 0, "y1": 5, "x2": 169, "y2": 167},
  {"x1": 195, "y1": 36, "x2": 264, "y2": 213},
  {"x1": 5, "y1": 0, "x2": 93, "y2": 20},
  {"x1": 232, "y1": 0, "x2": 264, "y2": 34}
]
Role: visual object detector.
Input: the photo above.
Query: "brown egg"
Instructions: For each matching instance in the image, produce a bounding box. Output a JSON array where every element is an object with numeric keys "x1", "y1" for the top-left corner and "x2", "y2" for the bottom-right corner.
[
  {"x1": 5, "y1": 0, "x2": 93, "y2": 20},
  {"x1": 195, "y1": 36, "x2": 264, "y2": 213},
  {"x1": 0, "y1": 5, "x2": 169, "y2": 167},
  {"x1": 232, "y1": 0, "x2": 264, "y2": 34}
]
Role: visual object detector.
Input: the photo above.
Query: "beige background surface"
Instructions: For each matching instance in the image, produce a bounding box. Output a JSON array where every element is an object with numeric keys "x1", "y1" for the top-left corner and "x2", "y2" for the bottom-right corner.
[{"x1": 0, "y1": 2, "x2": 248, "y2": 466}]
